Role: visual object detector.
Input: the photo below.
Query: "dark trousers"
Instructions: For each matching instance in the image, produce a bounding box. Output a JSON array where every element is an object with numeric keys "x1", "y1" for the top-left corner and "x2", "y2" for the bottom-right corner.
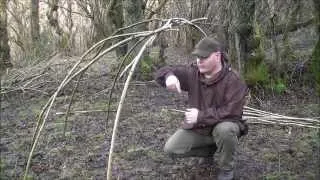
[{"x1": 164, "y1": 121, "x2": 240, "y2": 170}]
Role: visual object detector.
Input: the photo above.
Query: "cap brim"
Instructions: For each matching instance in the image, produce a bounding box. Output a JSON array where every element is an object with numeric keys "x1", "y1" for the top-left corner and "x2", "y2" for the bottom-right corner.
[{"x1": 191, "y1": 49, "x2": 211, "y2": 58}]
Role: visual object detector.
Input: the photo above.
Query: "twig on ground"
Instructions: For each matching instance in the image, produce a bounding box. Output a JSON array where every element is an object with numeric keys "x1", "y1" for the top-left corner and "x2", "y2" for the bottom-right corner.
[
  {"x1": 168, "y1": 109, "x2": 187, "y2": 113},
  {"x1": 0, "y1": 87, "x2": 49, "y2": 95},
  {"x1": 56, "y1": 109, "x2": 116, "y2": 115}
]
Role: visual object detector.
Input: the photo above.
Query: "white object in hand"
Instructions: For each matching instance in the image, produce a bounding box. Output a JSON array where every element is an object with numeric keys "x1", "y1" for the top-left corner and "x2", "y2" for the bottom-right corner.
[
  {"x1": 185, "y1": 108, "x2": 199, "y2": 124},
  {"x1": 165, "y1": 75, "x2": 181, "y2": 93}
]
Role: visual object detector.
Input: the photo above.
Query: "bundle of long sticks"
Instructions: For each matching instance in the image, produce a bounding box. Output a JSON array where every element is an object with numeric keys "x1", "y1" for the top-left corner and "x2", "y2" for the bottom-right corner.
[
  {"x1": 243, "y1": 106, "x2": 320, "y2": 129},
  {"x1": 168, "y1": 106, "x2": 320, "y2": 129}
]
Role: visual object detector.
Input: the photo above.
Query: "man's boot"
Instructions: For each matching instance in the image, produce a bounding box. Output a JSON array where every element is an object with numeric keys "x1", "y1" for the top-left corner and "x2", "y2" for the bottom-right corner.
[{"x1": 217, "y1": 169, "x2": 234, "y2": 180}]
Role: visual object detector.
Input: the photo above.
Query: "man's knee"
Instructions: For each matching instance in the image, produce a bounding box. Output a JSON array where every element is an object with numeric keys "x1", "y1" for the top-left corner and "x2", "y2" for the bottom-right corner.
[
  {"x1": 213, "y1": 122, "x2": 240, "y2": 140},
  {"x1": 164, "y1": 138, "x2": 189, "y2": 154},
  {"x1": 163, "y1": 129, "x2": 191, "y2": 154},
  {"x1": 164, "y1": 140, "x2": 174, "y2": 153}
]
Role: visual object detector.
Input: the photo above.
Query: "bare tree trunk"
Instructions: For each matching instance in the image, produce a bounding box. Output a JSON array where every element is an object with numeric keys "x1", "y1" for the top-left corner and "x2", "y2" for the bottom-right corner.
[
  {"x1": 76, "y1": 0, "x2": 116, "y2": 45},
  {"x1": 47, "y1": 0, "x2": 62, "y2": 36},
  {"x1": 315, "y1": 0, "x2": 320, "y2": 32},
  {"x1": 93, "y1": 0, "x2": 114, "y2": 42},
  {"x1": 235, "y1": 0, "x2": 255, "y2": 64},
  {"x1": 312, "y1": 0, "x2": 320, "y2": 95},
  {"x1": 47, "y1": 0, "x2": 63, "y2": 51},
  {"x1": 122, "y1": 0, "x2": 149, "y2": 80},
  {"x1": 123, "y1": 0, "x2": 146, "y2": 50},
  {"x1": 267, "y1": 0, "x2": 280, "y2": 77},
  {"x1": 30, "y1": 0, "x2": 40, "y2": 43},
  {"x1": 0, "y1": 0, "x2": 12, "y2": 73},
  {"x1": 235, "y1": 32, "x2": 241, "y2": 73},
  {"x1": 188, "y1": 0, "x2": 210, "y2": 49},
  {"x1": 172, "y1": 0, "x2": 189, "y2": 48},
  {"x1": 7, "y1": 1, "x2": 30, "y2": 59},
  {"x1": 110, "y1": 0, "x2": 125, "y2": 57},
  {"x1": 66, "y1": 0, "x2": 74, "y2": 54}
]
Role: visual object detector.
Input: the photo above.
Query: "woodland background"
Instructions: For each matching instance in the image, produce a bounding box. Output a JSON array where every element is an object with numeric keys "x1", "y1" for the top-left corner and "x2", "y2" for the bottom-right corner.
[
  {"x1": 0, "y1": 0, "x2": 319, "y2": 179},
  {"x1": 1, "y1": 0, "x2": 319, "y2": 90}
]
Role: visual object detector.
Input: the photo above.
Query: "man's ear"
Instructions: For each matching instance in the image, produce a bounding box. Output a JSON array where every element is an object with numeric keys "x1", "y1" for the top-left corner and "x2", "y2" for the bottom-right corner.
[
  {"x1": 209, "y1": 52, "x2": 217, "y2": 58},
  {"x1": 215, "y1": 51, "x2": 222, "y2": 60}
]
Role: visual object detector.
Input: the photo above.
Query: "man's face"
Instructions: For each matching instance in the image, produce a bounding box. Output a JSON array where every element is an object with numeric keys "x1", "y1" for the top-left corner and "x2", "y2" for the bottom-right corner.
[{"x1": 196, "y1": 52, "x2": 221, "y2": 74}]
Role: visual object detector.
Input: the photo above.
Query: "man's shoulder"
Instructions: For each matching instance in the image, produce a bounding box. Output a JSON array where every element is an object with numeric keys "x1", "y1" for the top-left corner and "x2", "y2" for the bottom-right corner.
[
  {"x1": 186, "y1": 62, "x2": 200, "y2": 74},
  {"x1": 225, "y1": 66, "x2": 239, "y2": 78},
  {"x1": 226, "y1": 67, "x2": 246, "y2": 84}
]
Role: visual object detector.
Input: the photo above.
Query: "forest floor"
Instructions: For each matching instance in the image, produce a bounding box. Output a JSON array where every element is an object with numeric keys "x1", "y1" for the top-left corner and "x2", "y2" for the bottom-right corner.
[{"x1": 1, "y1": 47, "x2": 319, "y2": 180}]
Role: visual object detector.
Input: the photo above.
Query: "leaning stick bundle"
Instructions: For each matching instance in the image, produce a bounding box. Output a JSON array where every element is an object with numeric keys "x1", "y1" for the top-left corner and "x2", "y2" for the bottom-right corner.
[
  {"x1": 242, "y1": 106, "x2": 319, "y2": 128},
  {"x1": 168, "y1": 106, "x2": 320, "y2": 129}
]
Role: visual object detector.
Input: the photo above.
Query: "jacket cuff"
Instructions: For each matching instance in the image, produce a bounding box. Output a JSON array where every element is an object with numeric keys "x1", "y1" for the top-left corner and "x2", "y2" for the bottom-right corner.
[
  {"x1": 197, "y1": 110, "x2": 205, "y2": 123},
  {"x1": 165, "y1": 72, "x2": 174, "y2": 79},
  {"x1": 155, "y1": 68, "x2": 174, "y2": 87},
  {"x1": 196, "y1": 109, "x2": 219, "y2": 126}
]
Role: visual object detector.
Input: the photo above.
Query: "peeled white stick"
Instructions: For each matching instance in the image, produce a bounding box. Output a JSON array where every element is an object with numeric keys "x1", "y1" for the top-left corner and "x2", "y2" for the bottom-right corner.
[
  {"x1": 245, "y1": 118, "x2": 319, "y2": 129},
  {"x1": 106, "y1": 35, "x2": 157, "y2": 180},
  {"x1": 176, "y1": 82, "x2": 182, "y2": 93},
  {"x1": 244, "y1": 116, "x2": 315, "y2": 125},
  {"x1": 244, "y1": 106, "x2": 320, "y2": 123},
  {"x1": 168, "y1": 109, "x2": 187, "y2": 113},
  {"x1": 165, "y1": 75, "x2": 181, "y2": 93},
  {"x1": 243, "y1": 112, "x2": 316, "y2": 125}
]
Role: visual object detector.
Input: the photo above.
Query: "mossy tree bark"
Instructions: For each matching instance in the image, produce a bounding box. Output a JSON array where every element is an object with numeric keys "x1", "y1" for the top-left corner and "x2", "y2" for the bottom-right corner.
[
  {"x1": 76, "y1": 0, "x2": 115, "y2": 44},
  {"x1": 311, "y1": 0, "x2": 320, "y2": 95},
  {"x1": 0, "y1": 0, "x2": 12, "y2": 73},
  {"x1": 311, "y1": 37, "x2": 320, "y2": 95},
  {"x1": 122, "y1": 0, "x2": 152, "y2": 80},
  {"x1": 65, "y1": 0, "x2": 74, "y2": 54},
  {"x1": 110, "y1": 0, "x2": 125, "y2": 57},
  {"x1": 47, "y1": 0, "x2": 62, "y2": 36},
  {"x1": 235, "y1": 0, "x2": 255, "y2": 66},
  {"x1": 187, "y1": 0, "x2": 210, "y2": 50},
  {"x1": 122, "y1": 0, "x2": 146, "y2": 52},
  {"x1": 47, "y1": 0, "x2": 65, "y2": 51},
  {"x1": 76, "y1": 0, "x2": 125, "y2": 51},
  {"x1": 30, "y1": 0, "x2": 40, "y2": 44}
]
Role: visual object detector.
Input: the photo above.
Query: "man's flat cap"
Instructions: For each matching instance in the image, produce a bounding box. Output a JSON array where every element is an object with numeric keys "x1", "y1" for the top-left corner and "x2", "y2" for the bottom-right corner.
[{"x1": 192, "y1": 37, "x2": 225, "y2": 58}]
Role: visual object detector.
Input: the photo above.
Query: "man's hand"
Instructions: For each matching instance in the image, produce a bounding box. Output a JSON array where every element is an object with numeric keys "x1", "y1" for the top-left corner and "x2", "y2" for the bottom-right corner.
[
  {"x1": 165, "y1": 75, "x2": 181, "y2": 93},
  {"x1": 185, "y1": 108, "x2": 199, "y2": 124}
]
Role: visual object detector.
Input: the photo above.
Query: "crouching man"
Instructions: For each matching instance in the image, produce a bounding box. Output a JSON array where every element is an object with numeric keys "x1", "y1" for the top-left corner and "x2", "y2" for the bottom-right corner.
[{"x1": 155, "y1": 37, "x2": 248, "y2": 180}]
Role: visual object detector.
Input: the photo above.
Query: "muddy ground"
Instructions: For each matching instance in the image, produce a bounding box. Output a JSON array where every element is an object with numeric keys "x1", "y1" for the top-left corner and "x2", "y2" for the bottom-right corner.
[{"x1": 1, "y1": 48, "x2": 319, "y2": 180}]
